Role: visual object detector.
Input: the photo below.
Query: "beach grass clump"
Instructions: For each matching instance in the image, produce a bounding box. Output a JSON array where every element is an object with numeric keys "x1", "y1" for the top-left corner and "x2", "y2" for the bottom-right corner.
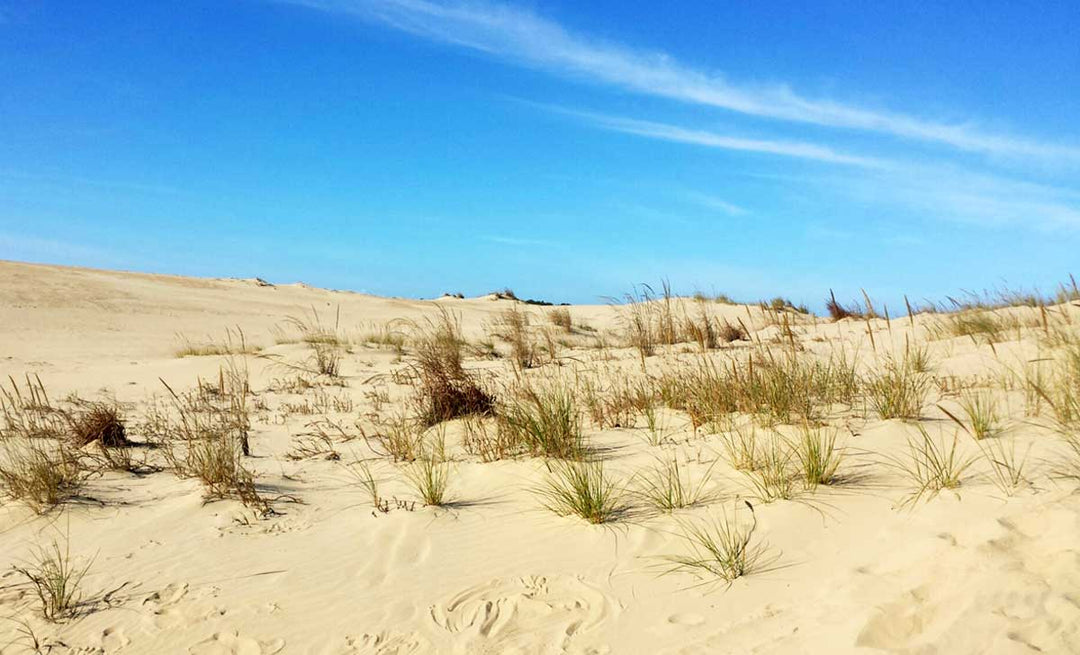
[
  {"x1": 661, "y1": 350, "x2": 858, "y2": 429},
  {"x1": 495, "y1": 304, "x2": 538, "y2": 370},
  {"x1": 718, "y1": 421, "x2": 761, "y2": 471},
  {"x1": 499, "y1": 385, "x2": 585, "y2": 460},
  {"x1": 740, "y1": 434, "x2": 796, "y2": 502},
  {"x1": 152, "y1": 380, "x2": 266, "y2": 511},
  {"x1": 461, "y1": 414, "x2": 521, "y2": 462},
  {"x1": 368, "y1": 413, "x2": 422, "y2": 462},
  {"x1": 548, "y1": 307, "x2": 573, "y2": 333},
  {"x1": 175, "y1": 327, "x2": 260, "y2": 358},
  {"x1": 411, "y1": 310, "x2": 494, "y2": 427},
  {"x1": 14, "y1": 532, "x2": 93, "y2": 621},
  {"x1": 955, "y1": 390, "x2": 1000, "y2": 440},
  {"x1": 66, "y1": 402, "x2": 127, "y2": 448},
  {"x1": 866, "y1": 352, "x2": 930, "y2": 420},
  {"x1": 661, "y1": 501, "x2": 768, "y2": 583},
  {"x1": 536, "y1": 459, "x2": 627, "y2": 524},
  {"x1": 888, "y1": 426, "x2": 974, "y2": 507},
  {"x1": 634, "y1": 457, "x2": 716, "y2": 513},
  {"x1": 976, "y1": 435, "x2": 1030, "y2": 496},
  {"x1": 405, "y1": 451, "x2": 452, "y2": 506},
  {"x1": 0, "y1": 375, "x2": 66, "y2": 440},
  {"x1": 793, "y1": 423, "x2": 844, "y2": 488},
  {"x1": 0, "y1": 440, "x2": 84, "y2": 513},
  {"x1": 345, "y1": 459, "x2": 385, "y2": 510}
]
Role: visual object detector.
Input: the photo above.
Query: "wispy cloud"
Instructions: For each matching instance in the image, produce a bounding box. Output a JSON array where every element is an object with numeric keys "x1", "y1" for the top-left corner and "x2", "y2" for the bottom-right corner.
[
  {"x1": 680, "y1": 191, "x2": 748, "y2": 217},
  {"x1": 799, "y1": 165, "x2": 1080, "y2": 231},
  {"x1": 545, "y1": 106, "x2": 885, "y2": 168},
  {"x1": 289, "y1": 0, "x2": 1080, "y2": 162}
]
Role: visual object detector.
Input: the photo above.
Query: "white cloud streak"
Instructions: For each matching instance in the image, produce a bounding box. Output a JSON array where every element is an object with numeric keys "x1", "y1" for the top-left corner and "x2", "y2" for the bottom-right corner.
[
  {"x1": 289, "y1": 0, "x2": 1080, "y2": 162},
  {"x1": 680, "y1": 191, "x2": 748, "y2": 217},
  {"x1": 551, "y1": 107, "x2": 886, "y2": 168}
]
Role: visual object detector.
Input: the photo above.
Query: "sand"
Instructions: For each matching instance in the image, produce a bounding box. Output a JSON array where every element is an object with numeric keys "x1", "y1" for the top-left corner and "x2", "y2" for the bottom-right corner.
[{"x1": 1, "y1": 259, "x2": 1078, "y2": 654}]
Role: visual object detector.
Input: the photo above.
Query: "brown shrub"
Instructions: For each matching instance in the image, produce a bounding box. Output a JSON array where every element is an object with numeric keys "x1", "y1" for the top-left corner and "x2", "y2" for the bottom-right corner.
[
  {"x1": 68, "y1": 404, "x2": 127, "y2": 448},
  {"x1": 412, "y1": 311, "x2": 494, "y2": 426}
]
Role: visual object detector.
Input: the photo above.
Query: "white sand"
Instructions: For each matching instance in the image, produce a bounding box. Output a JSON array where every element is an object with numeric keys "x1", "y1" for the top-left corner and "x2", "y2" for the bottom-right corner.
[{"x1": 1, "y1": 260, "x2": 1078, "y2": 654}]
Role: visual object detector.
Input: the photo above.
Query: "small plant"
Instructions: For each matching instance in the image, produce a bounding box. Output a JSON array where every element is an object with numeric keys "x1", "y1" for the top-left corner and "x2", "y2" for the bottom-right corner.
[
  {"x1": 976, "y1": 436, "x2": 1030, "y2": 496},
  {"x1": 717, "y1": 320, "x2": 748, "y2": 343},
  {"x1": 0, "y1": 440, "x2": 83, "y2": 513},
  {"x1": 405, "y1": 451, "x2": 452, "y2": 506},
  {"x1": 718, "y1": 422, "x2": 761, "y2": 471},
  {"x1": 825, "y1": 289, "x2": 864, "y2": 321},
  {"x1": 952, "y1": 390, "x2": 1000, "y2": 440},
  {"x1": 741, "y1": 434, "x2": 796, "y2": 502},
  {"x1": 536, "y1": 459, "x2": 627, "y2": 524},
  {"x1": 793, "y1": 423, "x2": 844, "y2": 488},
  {"x1": 866, "y1": 354, "x2": 929, "y2": 420},
  {"x1": 345, "y1": 459, "x2": 385, "y2": 509},
  {"x1": 13, "y1": 530, "x2": 93, "y2": 621},
  {"x1": 410, "y1": 310, "x2": 494, "y2": 426},
  {"x1": 67, "y1": 402, "x2": 128, "y2": 448},
  {"x1": 1050, "y1": 433, "x2": 1080, "y2": 483},
  {"x1": 461, "y1": 414, "x2": 521, "y2": 462},
  {"x1": 548, "y1": 307, "x2": 573, "y2": 333},
  {"x1": 368, "y1": 413, "x2": 422, "y2": 462},
  {"x1": 499, "y1": 385, "x2": 585, "y2": 459},
  {"x1": 154, "y1": 380, "x2": 266, "y2": 512},
  {"x1": 634, "y1": 457, "x2": 716, "y2": 513},
  {"x1": 495, "y1": 304, "x2": 538, "y2": 370},
  {"x1": 661, "y1": 501, "x2": 769, "y2": 584},
  {"x1": 887, "y1": 426, "x2": 974, "y2": 507},
  {"x1": 0, "y1": 374, "x2": 66, "y2": 440},
  {"x1": 175, "y1": 327, "x2": 259, "y2": 358},
  {"x1": 641, "y1": 404, "x2": 671, "y2": 447}
]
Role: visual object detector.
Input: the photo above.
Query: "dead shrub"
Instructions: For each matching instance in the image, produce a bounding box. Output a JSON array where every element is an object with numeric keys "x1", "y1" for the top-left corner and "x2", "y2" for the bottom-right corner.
[{"x1": 411, "y1": 311, "x2": 494, "y2": 426}]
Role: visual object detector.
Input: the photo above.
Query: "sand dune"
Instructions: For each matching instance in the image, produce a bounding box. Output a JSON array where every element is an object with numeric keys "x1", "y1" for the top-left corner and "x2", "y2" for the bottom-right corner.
[{"x1": 1, "y1": 260, "x2": 1079, "y2": 654}]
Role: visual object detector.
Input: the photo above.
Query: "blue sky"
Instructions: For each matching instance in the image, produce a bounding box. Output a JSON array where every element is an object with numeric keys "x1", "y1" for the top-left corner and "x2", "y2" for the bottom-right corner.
[{"x1": 2, "y1": 1, "x2": 1079, "y2": 309}]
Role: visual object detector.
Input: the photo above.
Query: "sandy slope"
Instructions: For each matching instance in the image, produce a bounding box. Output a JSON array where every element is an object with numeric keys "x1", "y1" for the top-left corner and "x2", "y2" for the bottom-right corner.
[{"x1": 1, "y1": 260, "x2": 1079, "y2": 654}]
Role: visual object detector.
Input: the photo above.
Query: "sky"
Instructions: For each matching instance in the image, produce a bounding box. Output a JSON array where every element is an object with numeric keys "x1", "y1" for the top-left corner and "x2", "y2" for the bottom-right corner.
[{"x1": 2, "y1": 1, "x2": 1079, "y2": 310}]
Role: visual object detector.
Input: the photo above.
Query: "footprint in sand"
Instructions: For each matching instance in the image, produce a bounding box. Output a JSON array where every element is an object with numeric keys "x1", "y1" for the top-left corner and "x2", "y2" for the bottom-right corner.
[
  {"x1": 187, "y1": 630, "x2": 285, "y2": 655},
  {"x1": 88, "y1": 626, "x2": 131, "y2": 652},
  {"x1": 667, "y1": 613, "x2": 705, "y2": 627},
  {"x1": 345, "y1": 631, "x2": 428, "y2": 654},
  {"x1": 143, "y1": 582, "x2": 191, "y2": 630},
  {"x1": 430, "y1": 575, "x2": 618, "y2": 654}
]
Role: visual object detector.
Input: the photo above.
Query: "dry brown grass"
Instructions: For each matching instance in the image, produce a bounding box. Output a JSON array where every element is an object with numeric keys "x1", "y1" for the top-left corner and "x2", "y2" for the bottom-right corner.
[
  {"x1": 0, "y1": 440, "x2": 84, "y2": 513},
  {"x1": 66, "y1": 402, "x2": 127, "y2": 448},
  {"x1": 499, "y1": 384, "x2": 585, "y2": 460},
  {"x1": 548, "y1": 307, "x2": 573, "y2": 333},
  {"x1": 411, "y1": 310, "x2": 494, "y2": 426},
  {"x1": 149, "y1": 379, "x2": 267, "y2": 512}
]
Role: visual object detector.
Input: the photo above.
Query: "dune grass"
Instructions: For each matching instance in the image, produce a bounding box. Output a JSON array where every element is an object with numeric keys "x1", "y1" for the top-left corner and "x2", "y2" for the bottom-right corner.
[
  {"x1": 793, "y1": 423, "x2": 844, "y2": 488},
  {"x1": 536, "y1": 459, "x2": 627, "y2": 524},
  {"x1": 410, "y1": 310, "x2": 494, "y2": 426},
  {"x1": 740, "y1": 434, "x2": 796, "y2": 502},
  {"x1": 0, "y1": 440, "x2": 84, "y2": 513},
  {"x1": 14, "y1": 530, "x2": 93, "y2": 621},
  {"x1": 499, "y1": 384, "x2": 585, "y2": 460},
  {"x1": 887, "y1": 426, "x2": 975, "y2": 507},
  {"x1": 662, "y1": 501, "x2": 769, "y2": 584},
  {"x1": 405, "y1": 452, "x2": 453, "y2": 506},
  {"x1": 153, "y1": 379, "x2": 266, "y2": 512},
  {"x1": 866, "y1": 351, "x2": 929, "y2": 420},
  {"x1": 718, "y1": 421, "x2": 761, "y2": 471},
  {"x1": 175, "y1": 327, "x2": 260, "y2": 358},
  {"x1": 634, "y1": 457, "x2": 717, "y2": 513}
]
